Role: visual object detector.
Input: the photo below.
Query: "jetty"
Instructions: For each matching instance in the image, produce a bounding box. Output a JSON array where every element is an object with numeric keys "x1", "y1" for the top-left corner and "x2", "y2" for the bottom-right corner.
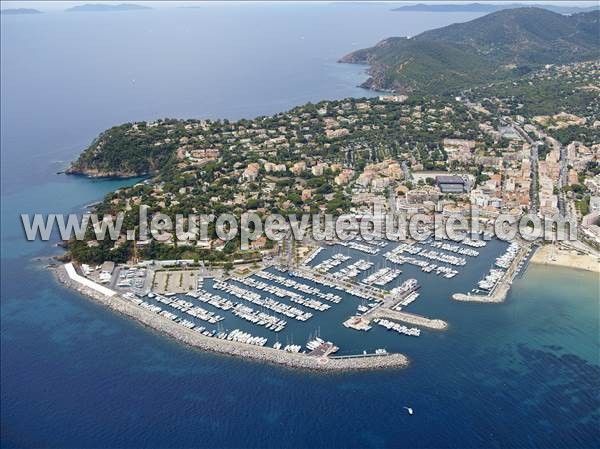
[
  {"x1": 453, "y1": 242, "x2": 532, "y2": 303},
  {"x1": 367, "y1": 308, "x2": 448, "y2": 330},
  {"x1": 344, "y1": 298, "x2": 448, "y2": 331},
  {"x1": 292, "y1": 265, "x2": 387, "y2": 301},
  {"x1": 351, "y1": 279, "x2": 449, "y2": 330}
]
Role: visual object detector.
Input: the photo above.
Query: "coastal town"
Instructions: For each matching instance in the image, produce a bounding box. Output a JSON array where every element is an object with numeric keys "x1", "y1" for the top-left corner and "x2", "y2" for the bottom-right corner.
[
  {"x1": 58, "y1": 58, "x2": 599, "y2": 369},
  {"x1": 4, "y1": 4, "x2": 600, "y2": 448}
]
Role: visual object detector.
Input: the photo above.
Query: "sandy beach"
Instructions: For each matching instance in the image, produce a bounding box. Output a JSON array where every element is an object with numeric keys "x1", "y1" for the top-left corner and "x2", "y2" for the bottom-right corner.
[{"x1": 531, "y1": 245, "x2": 599, "y2": 274}]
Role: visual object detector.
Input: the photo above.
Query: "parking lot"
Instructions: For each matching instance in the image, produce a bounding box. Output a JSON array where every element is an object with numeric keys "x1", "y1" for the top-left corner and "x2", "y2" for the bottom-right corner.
[{"x1": 152, "y1": 270, "x2": 199, "y2": 294}]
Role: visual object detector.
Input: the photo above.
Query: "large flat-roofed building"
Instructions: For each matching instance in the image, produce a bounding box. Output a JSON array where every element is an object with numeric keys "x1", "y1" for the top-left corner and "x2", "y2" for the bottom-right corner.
[
  {"x1": 436, "y1": 175, "x2": 469, "y2": 193},
  {"x1": 100, "y1": 261, "x2": 115, "y2": 275},
  {"x1": 99, "y1": 261, "x2": 115, "y2": 284},
  {"x1": 406, "y1": 187, "x2": 440, "y2": 204}
]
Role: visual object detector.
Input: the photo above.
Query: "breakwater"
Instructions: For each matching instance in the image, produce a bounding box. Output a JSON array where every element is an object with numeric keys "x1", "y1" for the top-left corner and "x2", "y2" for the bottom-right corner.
[{"x1": 368, "y1": 308, "x2": 448, "y2": 330}]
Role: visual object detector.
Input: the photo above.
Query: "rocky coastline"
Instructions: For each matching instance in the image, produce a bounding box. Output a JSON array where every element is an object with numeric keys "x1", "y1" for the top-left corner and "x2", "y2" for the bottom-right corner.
[{"x1": 64, "y1": 166, "x2": 150, "y2": 178}]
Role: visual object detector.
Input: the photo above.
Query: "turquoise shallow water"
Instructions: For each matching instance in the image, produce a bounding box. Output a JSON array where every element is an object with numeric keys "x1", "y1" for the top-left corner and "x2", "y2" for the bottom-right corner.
[{"x1": 2, "y1": 4, "x2": 600, "y2": 448}]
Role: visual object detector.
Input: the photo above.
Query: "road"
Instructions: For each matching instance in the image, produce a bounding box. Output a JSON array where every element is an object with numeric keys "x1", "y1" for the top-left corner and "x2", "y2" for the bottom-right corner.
[
  {"x1": 458, "y1": 99, "x2": 542, "y2": 215},
  {"x1": 530, "y1": 142, "x2": 539, "y2": 214},
  {"x1": 401, "y1": 160, "x2": 412, "y2": 182},
  {"x1": 510, "y1": 121, "x2": 540, "y2": 215},
  {"x1": 557, "y1": 144, "x2": 568, "y2": 216}
]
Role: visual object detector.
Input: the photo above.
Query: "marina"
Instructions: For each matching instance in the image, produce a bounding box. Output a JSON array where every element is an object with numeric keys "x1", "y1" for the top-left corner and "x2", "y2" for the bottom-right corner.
[
  {"x1": 374, "y1": 319, "x2": 421, "y2": 337},
  {"x1": 58, "y1": 234, "x2": 521, "y2": 364},
  {"x1": 337, "y1": 240, "x2": 381, "y2": 255},
  {"x1": 454, "y1": 242, "x2": 533, "y2": 303},
  {"x1": 362, "y1": 267, "x2": 402, "y2": 286},
  {"x1": 313, "y1": 253, "x2": 351, "y2": 272},
  {"x1": 330, "y1": 259, "x2": 373, "y2": 280}
]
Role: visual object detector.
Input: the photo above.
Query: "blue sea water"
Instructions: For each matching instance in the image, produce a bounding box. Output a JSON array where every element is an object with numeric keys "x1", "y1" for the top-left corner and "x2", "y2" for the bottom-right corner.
[{"x1": 1, "y1": 4, "x2": 599, "y2": 448}]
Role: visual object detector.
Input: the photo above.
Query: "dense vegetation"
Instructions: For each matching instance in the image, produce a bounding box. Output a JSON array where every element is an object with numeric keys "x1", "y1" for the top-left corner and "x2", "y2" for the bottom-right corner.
[
  {"x1": 65, "y1": 94, "x2": 496, "y2": 263},
  {"x1": 68, "y1": 122, "x2": 179, "y2": 176},
  {"x1": 467, "y1": 60, "x2": 600, "y2": 146},
  {"x1": 340, "y1": 8, "x2": 600, "y2": 93},
  {"x1": 63, "y1": 24, "x2": 600, "y2": 265},
  {"x1": 391, "y1": 3, "x2": 599, "y2": 14}
]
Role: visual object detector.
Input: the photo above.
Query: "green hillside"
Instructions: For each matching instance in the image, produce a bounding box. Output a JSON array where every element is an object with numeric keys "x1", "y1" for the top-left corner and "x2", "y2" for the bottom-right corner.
[{"x1": 340, "y1": 8, "x2": 600, "y2": 93}]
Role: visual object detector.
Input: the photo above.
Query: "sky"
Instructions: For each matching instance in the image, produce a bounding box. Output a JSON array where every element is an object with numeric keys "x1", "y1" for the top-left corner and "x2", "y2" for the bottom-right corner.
[{"x1": 1, "y1": 0, "x2": 599, "y2": 12}]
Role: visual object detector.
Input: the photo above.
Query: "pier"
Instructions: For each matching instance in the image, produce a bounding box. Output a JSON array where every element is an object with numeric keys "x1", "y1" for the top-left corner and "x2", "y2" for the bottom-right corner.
[
  {"x1": 297, "y1": 249, "x2": 449, "y2": 330},
  {"x1": 453, "y1": 243, "x2": 532, "y2": 303},
  {"x1": 330, "y1": 352, "x2": 393, "y2": 360},
  {"x1": 292, "y1": 265, "x2": 386, "y2": 302},
  {"x1": 349, "y1": 279, "x2": 449, "y2": 330},
  {"x1": 344, "y1": 300, "x2": 448, "y2": 331},
  {"x1": 367, "y1": 308, "x2": 448, "y2": 330}
]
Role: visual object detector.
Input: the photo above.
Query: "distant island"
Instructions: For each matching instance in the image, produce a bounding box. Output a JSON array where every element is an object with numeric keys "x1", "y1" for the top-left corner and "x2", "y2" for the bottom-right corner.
[
  {"x1": 1, "y1": 8, "x2": 42, "y2": 15},
  {"x1": 340, "y1": 8, "x2": 600, "y2": 94},
  {"x1": 392, "y1": 3, "x2": 599, "y2": 14},
  {"x1": 66, "y1": 3, "x2": 151, "y2": 13}
]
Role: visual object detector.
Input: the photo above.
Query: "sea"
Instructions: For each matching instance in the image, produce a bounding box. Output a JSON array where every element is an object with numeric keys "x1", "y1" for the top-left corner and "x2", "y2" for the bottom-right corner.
[{"x1": 1, "y1": 4, "x2": 599, "y2": 448}]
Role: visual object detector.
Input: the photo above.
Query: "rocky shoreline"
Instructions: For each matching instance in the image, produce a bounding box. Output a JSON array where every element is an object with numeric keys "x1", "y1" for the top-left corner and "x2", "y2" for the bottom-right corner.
[
  {"x1": 64, "y1": 166, "x2": 149, "y2": 178},
  {"x1": 52, "y1": 265, "x2": 409, "y2": 372}
]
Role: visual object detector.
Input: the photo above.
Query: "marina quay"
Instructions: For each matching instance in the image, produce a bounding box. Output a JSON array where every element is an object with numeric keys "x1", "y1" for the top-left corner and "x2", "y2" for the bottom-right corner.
[{"x1": 56, "y1": 233, "x2": 532, "y2": 369}]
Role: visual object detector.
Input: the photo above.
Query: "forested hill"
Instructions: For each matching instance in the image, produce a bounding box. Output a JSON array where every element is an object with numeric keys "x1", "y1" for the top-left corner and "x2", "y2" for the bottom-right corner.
[
  {"x1": 391, "y1": 3, "x2": 599, "y2": 14},
  {"x1": 339, "y1": 8, "x2": 600, "y2": 94},
  {"x1": 66, "y1": 121, "x2": 181, "y2": 177}
]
